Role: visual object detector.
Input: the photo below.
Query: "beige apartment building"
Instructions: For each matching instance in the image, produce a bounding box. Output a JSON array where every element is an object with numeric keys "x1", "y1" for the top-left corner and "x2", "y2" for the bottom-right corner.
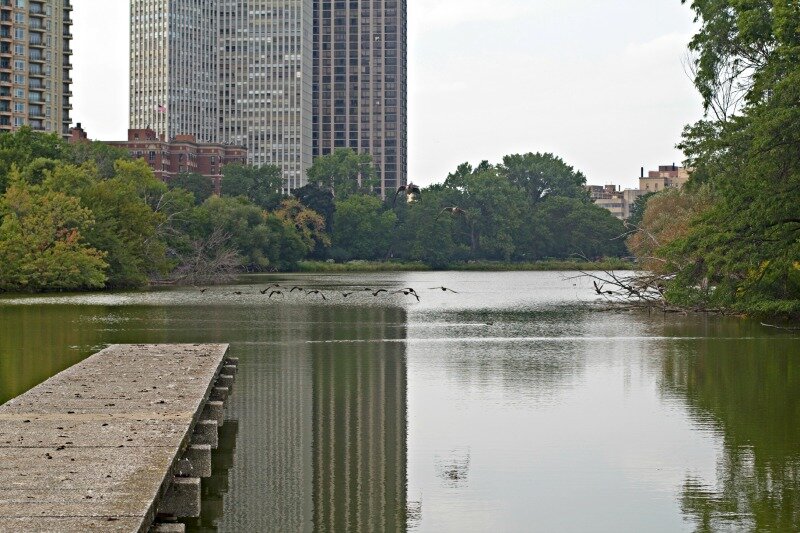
[
  {"x1": 639, "y1": 164, "x2": 691, "y2": 193},
  {"x1": 0, "y1": 0, "x2": 73, "y2": 136},
  {"x1": 588, "y1": 165, "x2": 691, "y2": 220}
]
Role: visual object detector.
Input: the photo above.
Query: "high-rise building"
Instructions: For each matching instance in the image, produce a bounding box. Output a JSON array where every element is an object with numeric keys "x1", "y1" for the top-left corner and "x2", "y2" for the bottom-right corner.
[
  {"x1": 129, "y1": 0, "x2": 217, "y2": 142},
  {"x1": 312, "y1": 0, "x2": 407, "y2": 195},
  {"x1": 129, "y1": 0, "x2": 405, "y2": 193},
  {"x1": 217, "y1": 0, "x2": 313, "y2": 191},
  {"x1": 0, "y1": 0, "x2": 73, "y2": 136}
]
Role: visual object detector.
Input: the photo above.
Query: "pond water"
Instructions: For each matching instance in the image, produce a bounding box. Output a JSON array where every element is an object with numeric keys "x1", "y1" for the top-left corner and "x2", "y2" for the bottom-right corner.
[{"x1": 1, "y1": 271, "x2": 799, "y2": 532}]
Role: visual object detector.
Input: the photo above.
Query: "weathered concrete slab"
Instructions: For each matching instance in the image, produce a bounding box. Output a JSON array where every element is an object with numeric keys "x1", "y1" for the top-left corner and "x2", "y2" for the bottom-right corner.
[
  {"x1": 0, "y1": 344, "x2": 228, "y2": 533},
  {"x1": 0, "y1": 517, "x2": 143, "y2": 533}
]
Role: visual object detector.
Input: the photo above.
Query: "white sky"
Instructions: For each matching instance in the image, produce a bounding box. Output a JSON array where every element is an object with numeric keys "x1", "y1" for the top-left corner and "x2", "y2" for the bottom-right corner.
[{"x1": 71, "y1": 0, "x2": 703, "y2": 190}]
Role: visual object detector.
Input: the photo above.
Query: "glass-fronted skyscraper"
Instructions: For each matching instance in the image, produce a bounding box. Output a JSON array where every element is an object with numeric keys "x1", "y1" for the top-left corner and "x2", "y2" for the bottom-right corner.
[
  {"x1": 217, "y1": 0, "x2": 313, "y2": 191},
  {"x1": 312, "y1": 0, "x2": 407, "y2": 195},
  {"x1": 129, "y1": 0, "x2": 405, "y2": 192},
  {"x1": 130, "y1": 0, "x2": 217, "y2": 142}
]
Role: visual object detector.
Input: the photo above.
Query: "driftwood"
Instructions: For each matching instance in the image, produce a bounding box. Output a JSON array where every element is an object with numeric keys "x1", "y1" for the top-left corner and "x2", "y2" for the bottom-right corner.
[
  {"x1": 169, "y1": 229, "x2": 242, "y2": 286},
  {"x1": 761, "y1": 322, "x2": 800, "y2": 331}
]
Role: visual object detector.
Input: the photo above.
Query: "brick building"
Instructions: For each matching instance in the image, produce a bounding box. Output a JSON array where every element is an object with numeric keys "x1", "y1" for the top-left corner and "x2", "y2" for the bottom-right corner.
[{"x1": 69, "y1": 124, "x2": 246, "y2": 193}]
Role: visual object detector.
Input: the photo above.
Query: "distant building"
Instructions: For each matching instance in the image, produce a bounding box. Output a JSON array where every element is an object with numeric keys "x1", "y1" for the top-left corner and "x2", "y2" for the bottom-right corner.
[
  {"x1": 587, "y1": 184, "x2": 630, "y2": 220},
  {"x1": 588, "y1": 165, "x2": 692, "y2": 220},
  {"x1": 639, "y1": 164, "x2": 691, "y2": 193},
  {"x1": 68, "y1": 124, "x2": 247, "y2": 194},
  {"x1": 0, "y1": 0, "x2": 73, "y2": 137}
]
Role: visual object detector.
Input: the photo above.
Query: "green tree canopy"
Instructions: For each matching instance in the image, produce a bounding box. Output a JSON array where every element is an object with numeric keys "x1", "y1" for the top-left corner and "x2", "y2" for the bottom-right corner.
[
  {"x1": 169, "y1": 172, "x2": 215, "y2": 205},
  {"x1": 221, "y1": 163, "x2": 283, "y2": 210},
  {"x1": 498, "y1": 152, "x2": 588, "y2": 204},
  {"x1": 0, "y1": 128, "x2": 67, "y2": 193},
  {"x1": 293, "y1": 181, "x2": 335, "y2": 234},
  {"x1": 67, "y1": 141, "x2": 130, "y2": 179},
  {"x1": 306, "y1": 148, "x2": 378, "y2": 199},
  {"x1": 332, "y1": 195, "x2": 397, "y2": 261},
  {"x1": 0, "y1": 176, "x2": 106, "y2": 292},
  {"x1": 632, "y1": 1, "x2": 800, "y2": 316}
]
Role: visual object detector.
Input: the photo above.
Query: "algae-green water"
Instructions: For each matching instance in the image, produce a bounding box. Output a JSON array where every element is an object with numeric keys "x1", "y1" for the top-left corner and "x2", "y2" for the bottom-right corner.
[{"x1": 1, "y1": 272, "x2": 798, "y2": 532}]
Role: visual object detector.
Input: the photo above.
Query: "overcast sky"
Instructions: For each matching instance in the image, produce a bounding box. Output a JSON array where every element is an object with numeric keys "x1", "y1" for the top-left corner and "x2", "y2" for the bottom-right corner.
[{"x1": 72, "y1": 1, "x2": 702, "y2": 189}]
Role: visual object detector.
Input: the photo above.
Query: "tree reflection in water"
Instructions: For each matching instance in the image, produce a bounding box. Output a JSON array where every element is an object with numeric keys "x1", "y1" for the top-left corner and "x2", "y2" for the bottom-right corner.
[{"x1": 660, "y1": 331, "x2": 800, "y2": 532}]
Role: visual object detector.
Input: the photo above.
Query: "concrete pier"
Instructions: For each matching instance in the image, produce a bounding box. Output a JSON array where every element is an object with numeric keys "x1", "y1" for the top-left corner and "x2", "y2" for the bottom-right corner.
[{"x1": 0, "y1": 344, "x2": 237, "y2": 533}]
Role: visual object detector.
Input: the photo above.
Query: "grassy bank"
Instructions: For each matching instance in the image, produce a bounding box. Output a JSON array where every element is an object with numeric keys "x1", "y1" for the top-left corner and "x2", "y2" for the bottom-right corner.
[{"x1": 294, "y1": 258, "x2": 636, "y2": 273}]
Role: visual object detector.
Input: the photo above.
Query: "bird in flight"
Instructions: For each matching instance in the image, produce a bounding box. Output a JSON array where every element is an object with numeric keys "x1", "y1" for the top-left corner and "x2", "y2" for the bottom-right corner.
[
  {"x1": 259, "y1": 288, "x2": 270, "y2": 295},
  {"x1": 429, "y1": 287, "x2": 458, "y2": 293},
  {"x1": 393, "y1": 183, "x2": 422, "y2": 206},
  {"x1": 269, "y1": 290, "x2": 284, "y2": 299},
  {"x1": 290, "y1": 286, "x2": 304, "y2": 293},
  {"x1": 199, "y1": 288, "x2": 208, "y2": 293},
  {"x1": 233, "y1": 291, "x2": 243, "y2": 295},
  {"x1": 393, "y1": 289, "x2": 420, "y2": 302},
  {"x1": 372, "y1": 289, "x2": 389, "y2": 296},
  {"x1": 307, "y1": 290, "x2": 327, "y2": 300},
  {"x1": 341, "y1": 292, "x2": 355, "y2": 298},
  {"x1": 436, "y1": 207, "x2": 468, "y2": 221},
  {"x1": 593, "y1": 281, "x2": 614, "y2": 296}
]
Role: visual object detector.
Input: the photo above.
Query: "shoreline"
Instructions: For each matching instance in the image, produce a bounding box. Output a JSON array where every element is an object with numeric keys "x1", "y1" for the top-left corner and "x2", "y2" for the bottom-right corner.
[{"x1": 292, "y1": 259, "x2": 636, "y2": 273}]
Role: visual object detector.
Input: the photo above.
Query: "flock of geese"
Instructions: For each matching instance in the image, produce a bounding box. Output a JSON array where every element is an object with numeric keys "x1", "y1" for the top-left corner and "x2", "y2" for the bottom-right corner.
[{"x1": 199, "y1": 284, "x2": 458, "y2": 302}]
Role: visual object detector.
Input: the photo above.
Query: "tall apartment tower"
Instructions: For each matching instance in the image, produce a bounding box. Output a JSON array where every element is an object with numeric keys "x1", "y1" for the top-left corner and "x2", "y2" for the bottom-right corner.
[
  {"x1": 130, "y1": 0, "x2": 405, "y2": 192},
  {"x1": 312, "y1": 0, "x2": 407, "y2": 195},
  {"x1": 218, "y1": 0, "x2": 313, "y2": 191},
  {"x1": 0, "y1": 0, "x2": 73, "y2": 136},
  {"x1": 129, "y1": 0, "x2": 217, "y2": 142}
]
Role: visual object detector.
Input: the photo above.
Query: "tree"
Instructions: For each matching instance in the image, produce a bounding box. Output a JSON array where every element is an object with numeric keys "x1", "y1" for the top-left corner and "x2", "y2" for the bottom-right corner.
[
  {"x1": 67, "y1": 141, "x2": 130, "y2": 179},
  {"x1": 220, "y1": 163, "x2": 283, "y2": 210},
  {"x1": 529, "y1": 197, "x2": 627, "y2": 260},
  {"x1": 631, "y1": 1, "x2": 800, "y2": 316},
  {"x1": 443, "y1": 163, "x2": 525, "y2": 259},
  {"x1": 499, "y1": 152, "x2": 588, "y2": 204},
  {"x1": 306, "y1": 148, "x2": 378, "y2": 199},
  {"x1": 402, "y1": 191, "x2": 464, "y2": 268},
  {"x1": 0, "y1": 127, "x2": 67, "y2": 193},
  {"x1": 169, "y1": 173, "x2": 215, "y2": 205},
  {"x1": 626, "y1": 192, "x2": 656, "y2": 228},
  {"x1": 332, "y1": 195, "x2": 396, "y2": 261},
  {"x1": 273, "y1": 198, "x2": 330, "y2": 256},
  {"x1": 293, "y1": 182, "x2": 335, "y2": 234},
  {"x1": 196, "y1": 195, "x2": 273, "y2": 270},
  {"x1": 78, "y1": 160, "x2": 170, "y2": 287},
  {"x1": 0, "y1": 176, "x2": 106, "y2": 291}
]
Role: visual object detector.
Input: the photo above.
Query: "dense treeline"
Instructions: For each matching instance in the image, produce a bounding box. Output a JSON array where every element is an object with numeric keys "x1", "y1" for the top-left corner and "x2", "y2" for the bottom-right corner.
[
  {"x1": 0, "y1": 128, "x2": 626, "y2": 292},
  {"x1": 0, "y1": 129, "x2": 325, "y2": 291},
  {"x1": 628, "y1": 1, "x2": 800, "y2": 317}
]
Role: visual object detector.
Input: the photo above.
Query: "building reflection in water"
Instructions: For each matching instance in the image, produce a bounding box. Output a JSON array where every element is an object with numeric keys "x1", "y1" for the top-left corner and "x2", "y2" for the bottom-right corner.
[{"x1": 218, "y1": 305, "x2": 408, "y2": 532}]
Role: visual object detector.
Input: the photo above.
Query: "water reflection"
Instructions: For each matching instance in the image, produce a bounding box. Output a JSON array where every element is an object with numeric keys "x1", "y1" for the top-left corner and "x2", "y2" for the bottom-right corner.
[
  {"x1": 0, "y1": 305, "x2": 105, "y2": 403},
  {"x1": 2, "y1": 273, "x2": 799, "y2": 532},
  {"x1": 219, "y1": 306, "x2": 408, "y2": 532},
  {"x1": 660, "y1": 330, "x2": 800, "y2": 532},
  {"x1": 185, "y1": 420, "x2": 240, "y2": 532}
]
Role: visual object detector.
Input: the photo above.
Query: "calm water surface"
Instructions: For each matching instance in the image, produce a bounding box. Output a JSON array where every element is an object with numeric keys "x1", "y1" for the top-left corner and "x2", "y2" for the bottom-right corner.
[{"x1": 1, "y1": 272, "x2": 799, "y2": 532}]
